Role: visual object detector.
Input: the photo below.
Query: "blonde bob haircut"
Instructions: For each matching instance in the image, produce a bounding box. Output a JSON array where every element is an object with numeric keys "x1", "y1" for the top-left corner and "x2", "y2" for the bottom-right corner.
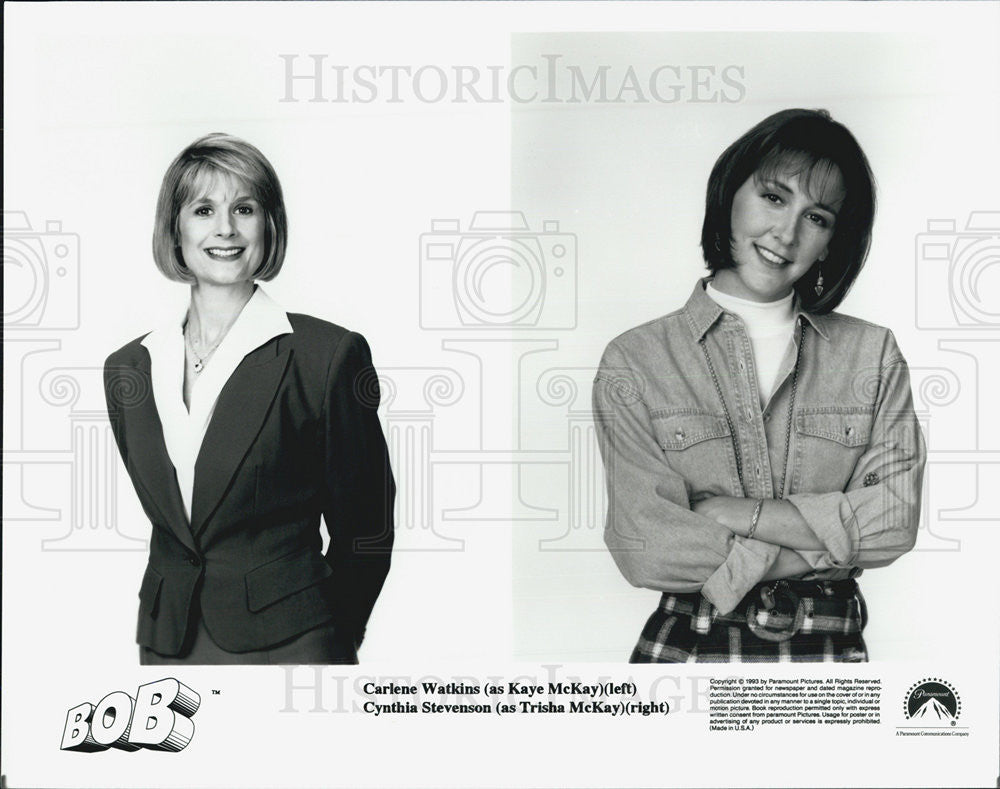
[{"x1": 152, "y1": 133, "x2": 288, "y2": 283}]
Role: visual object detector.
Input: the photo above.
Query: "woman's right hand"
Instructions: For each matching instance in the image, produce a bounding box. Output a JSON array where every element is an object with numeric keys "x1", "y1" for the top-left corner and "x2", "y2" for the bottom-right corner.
[{"x1": 761, "y1": 547, "x2": 813, "y2": 581}]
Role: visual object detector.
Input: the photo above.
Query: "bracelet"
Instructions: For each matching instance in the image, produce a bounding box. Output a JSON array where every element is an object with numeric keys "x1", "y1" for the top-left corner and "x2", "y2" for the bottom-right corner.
[{"x1": 747, "y1": 499, "x2": 764, "y2": 539}]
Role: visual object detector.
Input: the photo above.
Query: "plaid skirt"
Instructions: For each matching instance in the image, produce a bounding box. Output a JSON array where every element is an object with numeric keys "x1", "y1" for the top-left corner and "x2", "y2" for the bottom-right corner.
[{"x1": 630, "y1": 579, "x2": 868, "y2": 663}]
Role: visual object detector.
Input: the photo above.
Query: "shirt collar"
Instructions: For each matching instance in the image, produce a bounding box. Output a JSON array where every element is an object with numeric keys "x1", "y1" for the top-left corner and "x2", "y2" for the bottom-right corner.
[
  {"x1": 215, "y1": 285, "x2": 294, "y2": 360},
  {"x1": 684, "y1": 277, "x2": 830, "y2": 342},
  {"x1": 140, "y1": 285, "x2": 294, "y2": 357}
]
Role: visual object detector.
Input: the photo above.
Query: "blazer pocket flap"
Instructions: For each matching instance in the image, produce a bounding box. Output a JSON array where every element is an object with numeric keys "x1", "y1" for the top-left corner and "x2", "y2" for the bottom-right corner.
[
  {"x1": 245, "y1": 549, "x2": 333, "y2": 613},
  {"x1": 138, "y1": 565, "x2": 163, "y2": 617},
  {"x1": 796, "y1": 410, "x2": 872, "y2": 447},
  {"x1": 652, "y1": 412, "x2": 730, "y2": 450}
]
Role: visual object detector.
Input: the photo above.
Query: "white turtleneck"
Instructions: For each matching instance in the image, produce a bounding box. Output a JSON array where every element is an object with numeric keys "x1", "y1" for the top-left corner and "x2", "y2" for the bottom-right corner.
[{"x1": 705, "y1": 281, "x2": 796, "y2": 407}]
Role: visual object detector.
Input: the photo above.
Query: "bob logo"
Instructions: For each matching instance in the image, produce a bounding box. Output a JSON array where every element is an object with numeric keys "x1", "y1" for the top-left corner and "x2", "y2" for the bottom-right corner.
[{"x1": 60, "y1": 678, "x2": 201, "y2": 752}]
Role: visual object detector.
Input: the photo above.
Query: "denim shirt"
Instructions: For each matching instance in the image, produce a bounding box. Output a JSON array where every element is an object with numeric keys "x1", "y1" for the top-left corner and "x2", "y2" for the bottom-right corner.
[{"x1": 593, "y1": 279, "x2": 926, "y2": 615}]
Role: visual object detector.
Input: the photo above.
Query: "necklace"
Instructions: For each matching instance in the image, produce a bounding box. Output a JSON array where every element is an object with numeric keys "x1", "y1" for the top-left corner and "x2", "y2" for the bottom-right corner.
[
  {"x1": 184, "y1": 327, "x2": 223, "y2": 374},
  {"x1": 698, "y1": 322, "x2": 805, "y2": 498},
  {"x1": 183, "y1": 288, "x2": 254, "y2": 374}
]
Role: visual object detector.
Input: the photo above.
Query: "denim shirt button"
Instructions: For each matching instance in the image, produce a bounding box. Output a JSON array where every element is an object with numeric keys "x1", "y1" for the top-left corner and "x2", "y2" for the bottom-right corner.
[
  {"x1": 675, "y1": 429, "x2": 685, "y2": 441},
  {"x1": 845, "y1": 425, "x2": 854, "y2": 437}
]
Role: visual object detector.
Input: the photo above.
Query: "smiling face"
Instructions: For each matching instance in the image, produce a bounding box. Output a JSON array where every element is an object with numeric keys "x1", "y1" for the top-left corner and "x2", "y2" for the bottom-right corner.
[
  {"x1": 715, "y1": 159, "x2": 845, "y2": 303},
  {"x1": 176, "y1": 170, "x2": 266, "y2": 289}
]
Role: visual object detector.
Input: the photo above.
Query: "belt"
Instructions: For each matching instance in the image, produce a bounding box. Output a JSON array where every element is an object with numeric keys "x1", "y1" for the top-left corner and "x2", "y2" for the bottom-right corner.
[{"x1": 660, "y1": 579, "x2": 867, "y2": 641}]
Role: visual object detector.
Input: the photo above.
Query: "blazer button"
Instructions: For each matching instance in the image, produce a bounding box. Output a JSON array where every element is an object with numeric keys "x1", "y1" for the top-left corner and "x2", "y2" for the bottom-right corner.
[{"x1": 187, "y1": 555, "x2": 201, "y2": 567}]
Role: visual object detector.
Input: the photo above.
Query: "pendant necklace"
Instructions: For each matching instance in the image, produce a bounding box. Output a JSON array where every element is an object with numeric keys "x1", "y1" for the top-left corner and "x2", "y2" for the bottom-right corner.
[
  {"x1": 184, "y1": 326, "x2": 223, "y2": 374},
  {"x1": 184, "y1": 288, "x2": 255, "y2": 374}
]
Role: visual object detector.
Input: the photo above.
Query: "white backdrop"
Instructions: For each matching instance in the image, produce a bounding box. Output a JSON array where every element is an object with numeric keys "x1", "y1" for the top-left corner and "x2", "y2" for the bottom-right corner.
[
  {"x1": 4, "y1": 3, "x2": 999, "y2": 789},
  {"x1": 510, "y1": 30, "x2": 1000, "y2": 664}
]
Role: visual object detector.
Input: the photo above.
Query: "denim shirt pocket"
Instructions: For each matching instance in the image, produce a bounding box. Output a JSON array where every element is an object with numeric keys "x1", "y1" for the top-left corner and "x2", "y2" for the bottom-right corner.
[
  {"x1": 793, "y1": 407, "x2": 874, "y2": 493},
  {"x1": 651, "y1": 410, "x2": 741, "y2": 497}
]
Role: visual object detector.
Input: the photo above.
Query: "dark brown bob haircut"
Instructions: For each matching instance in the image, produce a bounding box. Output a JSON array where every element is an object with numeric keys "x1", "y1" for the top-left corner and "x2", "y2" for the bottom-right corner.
[
  {"x1": 152, "y1": 133, "x2": 288, "y2": 283},
  {"x1": 700, "y1": 108, "x2": 876, "y2": 314}
]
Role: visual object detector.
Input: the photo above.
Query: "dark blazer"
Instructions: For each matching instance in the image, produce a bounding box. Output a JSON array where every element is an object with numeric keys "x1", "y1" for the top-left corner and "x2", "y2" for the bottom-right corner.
[{"x1": 104, "y1": 315, "x2": 394, "y2": 657}]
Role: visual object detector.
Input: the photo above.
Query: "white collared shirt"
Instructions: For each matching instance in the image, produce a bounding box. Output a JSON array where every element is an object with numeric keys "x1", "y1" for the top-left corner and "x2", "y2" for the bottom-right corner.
[{"x1": 141, "y1": 286, "x2": 294, "y2": 521}]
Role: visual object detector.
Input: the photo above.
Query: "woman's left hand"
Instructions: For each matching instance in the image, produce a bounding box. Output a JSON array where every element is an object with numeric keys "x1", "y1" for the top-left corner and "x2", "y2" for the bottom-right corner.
[
  {"x1": 694, "y1": 495, "x2": 827, "y2": 551},
  {"x1": 691, "y1": 495, "x2": 758, "y2": 536}
]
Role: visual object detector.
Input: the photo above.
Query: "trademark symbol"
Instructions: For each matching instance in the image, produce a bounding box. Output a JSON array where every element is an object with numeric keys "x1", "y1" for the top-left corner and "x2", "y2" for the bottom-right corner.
[{"x1": 212, "y1": 690, "x2": 221, "y2": 696}]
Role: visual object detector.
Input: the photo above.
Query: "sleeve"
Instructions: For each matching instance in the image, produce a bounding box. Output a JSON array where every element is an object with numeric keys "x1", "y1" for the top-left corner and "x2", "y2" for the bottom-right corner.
[
  {"x1": 786, "y1": 331, "x2": 925, "y2": 571},
  {"x1": 103, "y1": 353, "x2": 129, "y2": 467},
  {"x1": 321, "y1": 331, "x2": 396, "y2": 649},
  {"x1": 594, "y1": 340, "x2": 780, "y2": 615}
]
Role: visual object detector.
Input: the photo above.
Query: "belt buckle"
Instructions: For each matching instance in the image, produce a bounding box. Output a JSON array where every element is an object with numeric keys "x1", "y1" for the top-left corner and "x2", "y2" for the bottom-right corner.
[{"x1": 747, "y1": 581, "x2": 804, "y2": 642}]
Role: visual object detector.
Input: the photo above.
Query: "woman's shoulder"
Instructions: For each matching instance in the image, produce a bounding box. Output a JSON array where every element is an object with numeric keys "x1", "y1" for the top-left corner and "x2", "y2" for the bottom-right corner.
[
  {"x1": 819, "y1": 308, "x2": 888, "y2": 329},
  {"x1": 814, "y1": 310, "x2": 895, "y2": 340},
  {"x1": 104, "y1": 333, "x2": 152, "y2": 370},
  {"x1": 811, "y1": 310, "x2": 903, "y2": 360},
  {"x1": 286, "y1": 312, "x2": 352, "y2": 343},
  {"x1": 284, "y1": 313, "x2": 374, "y2": 366},
  {"x1": 614, "y1": 308, "x2": 688, "y2": 341},
  {"x1": 599, "y1": 307, "x2": 691, "y2": 364}
]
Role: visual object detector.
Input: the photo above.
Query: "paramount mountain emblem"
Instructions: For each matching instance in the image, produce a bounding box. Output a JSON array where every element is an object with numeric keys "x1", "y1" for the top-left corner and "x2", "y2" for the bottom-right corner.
[
  {"x1": 904, "y1": 679, "x2": 960, "y2": 725},
  {"x1": 911, "y1": 697, "x2": 954, "y2": 721}
]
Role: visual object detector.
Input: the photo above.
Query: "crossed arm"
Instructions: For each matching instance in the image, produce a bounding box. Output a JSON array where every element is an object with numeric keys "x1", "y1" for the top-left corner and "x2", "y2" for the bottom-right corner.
[{"x1": 594, "y1": 334, "x2": 924, "y2": 614}]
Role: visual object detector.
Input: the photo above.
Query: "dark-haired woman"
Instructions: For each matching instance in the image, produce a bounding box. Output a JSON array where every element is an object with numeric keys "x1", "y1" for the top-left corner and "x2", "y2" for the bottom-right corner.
[
  {"x1": 104, "y1": 133, "x2": 394, "y2": 664},
  {"x1": 594, "y1": 109, "x2": 925, "y2": 662}
]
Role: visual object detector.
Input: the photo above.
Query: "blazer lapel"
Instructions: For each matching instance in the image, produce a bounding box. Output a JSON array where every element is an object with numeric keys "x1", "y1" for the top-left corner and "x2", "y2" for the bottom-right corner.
[
  {"x1": 122, "y1": 353, "x2": 198, "y2": 555},
  {"x1": 190, "y1": 343, "x2": 292, "y2": 536}
]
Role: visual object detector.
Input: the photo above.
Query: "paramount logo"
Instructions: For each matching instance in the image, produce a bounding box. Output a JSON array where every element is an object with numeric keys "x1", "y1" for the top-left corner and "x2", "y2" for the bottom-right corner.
[
  {"x1": 903, "y1": 679, "x2": 961, "y2": 727},
  {"x1": 910, "y1": 697, "x2": 955, "y2": 722}
]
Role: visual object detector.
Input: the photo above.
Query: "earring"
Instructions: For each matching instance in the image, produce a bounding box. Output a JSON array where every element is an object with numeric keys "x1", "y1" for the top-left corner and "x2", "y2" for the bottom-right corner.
[
  {"x1": 814, "y1": 268, "x2": 824, "y2": 297},
  {"x1": 714, "y1": 233, "x2": 723, "y2": 254}
]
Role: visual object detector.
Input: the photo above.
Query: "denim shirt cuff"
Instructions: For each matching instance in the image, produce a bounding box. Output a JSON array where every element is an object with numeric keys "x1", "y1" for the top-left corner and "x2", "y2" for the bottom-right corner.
[
  {"x1": 787, "y1": 492, "x2": 858, "y2": 568},
  {"x1": 701, "y1": 536, "x2": 781, "y2": 615}
]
